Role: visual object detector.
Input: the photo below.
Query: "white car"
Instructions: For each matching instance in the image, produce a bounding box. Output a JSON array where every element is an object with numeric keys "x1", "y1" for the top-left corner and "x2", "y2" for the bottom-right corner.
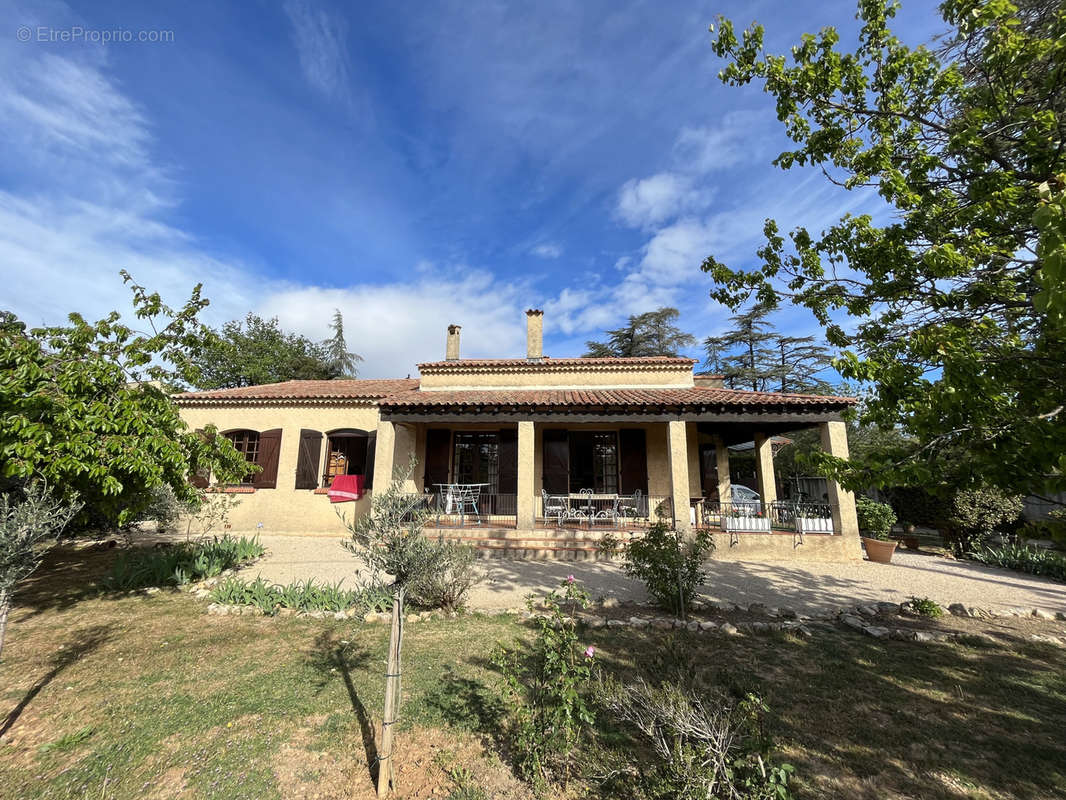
[{"x1": 730, "y1": 485, "x2": 762, "y2": 513}]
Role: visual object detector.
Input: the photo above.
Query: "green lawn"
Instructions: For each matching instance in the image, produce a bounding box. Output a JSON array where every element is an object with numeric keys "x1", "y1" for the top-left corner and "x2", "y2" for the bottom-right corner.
[{"x1": 1, "y1": 544, "x2": 1065, "y2": 799}]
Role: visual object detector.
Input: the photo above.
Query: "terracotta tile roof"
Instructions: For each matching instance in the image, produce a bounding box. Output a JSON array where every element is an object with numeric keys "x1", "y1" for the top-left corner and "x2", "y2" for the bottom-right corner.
[
  {"x1": 379, "y1": 387, "x2": 856, "y2": 412},
  {"x1": 417, "y1": 356, "x2": 697, "y2": 370},
  {"x1": 174, "y1": 378, "x2": 420, "y2": 402}
]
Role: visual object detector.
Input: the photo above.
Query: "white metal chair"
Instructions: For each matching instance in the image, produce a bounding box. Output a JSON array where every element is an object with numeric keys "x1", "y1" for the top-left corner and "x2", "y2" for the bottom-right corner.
[
  {"x1": 617, "y1": 490, "x2": 645, "y2": 522},
  {"x1": 541, "y1": 489, "x2": 567, "y2": 527},
  {"x1": 453, "y1": 484, "x2": 482, "y2": 526}
]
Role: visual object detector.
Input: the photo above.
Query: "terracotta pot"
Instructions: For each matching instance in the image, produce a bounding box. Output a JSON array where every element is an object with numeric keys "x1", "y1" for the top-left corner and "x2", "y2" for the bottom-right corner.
[
  {"x1": 902, "y1": 536, "x2": 921, "y2": 551},
  {"x1": 863, "y1": 537, "x2": 897, "y2": 564}
]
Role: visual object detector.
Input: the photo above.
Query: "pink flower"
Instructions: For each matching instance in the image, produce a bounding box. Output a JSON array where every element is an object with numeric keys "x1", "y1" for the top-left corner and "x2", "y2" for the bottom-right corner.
[
  {"x1": 566, "y1": 574, "x2": 575, "y2": 584},
  {"x1": 584, "y1": 646, "x2": 595, "y2": 659}
]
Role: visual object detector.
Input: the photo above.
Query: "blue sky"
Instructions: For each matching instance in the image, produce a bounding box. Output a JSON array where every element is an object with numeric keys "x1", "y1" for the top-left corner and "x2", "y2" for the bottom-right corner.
[{"x1": 1, "y1": 0, "x2": 943, "y2": 377}]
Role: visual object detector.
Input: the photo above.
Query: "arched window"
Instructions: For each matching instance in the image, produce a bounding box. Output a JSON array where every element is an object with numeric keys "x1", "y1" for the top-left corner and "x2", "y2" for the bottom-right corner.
[
  {"x1": 222, "y1": 428, "x2": 284, "y2": 489},
  {"x1": 225, "y1": 430, "x2": 260, "y2": 465},
  {"x1": 324, "y1": 429, "x2": 371, "y2": 487}
]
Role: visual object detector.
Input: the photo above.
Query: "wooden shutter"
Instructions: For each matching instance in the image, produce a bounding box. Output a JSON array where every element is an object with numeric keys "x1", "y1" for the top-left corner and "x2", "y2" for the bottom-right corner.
[
  {"x1": 295, "y1": 429, "x2": 322, "y2": 489},
  {"x1": 364, "y1": 433, "x2": 377, "y2": 489},
  {"x1": 542, "y1": 429, "x2": 569, "y2": 494},
  {"x1": 252, "y1": 429, "x2": 282, "y2": 489},
  {"x1": 497, "y1": 428, "x2": 518, "y2": 494},
  {"x1": 619, "y1": 429, "x2": 648, "y2": 494},
  {"x1": 424, "y1": 429, "x2": 451, "y2": 488}
]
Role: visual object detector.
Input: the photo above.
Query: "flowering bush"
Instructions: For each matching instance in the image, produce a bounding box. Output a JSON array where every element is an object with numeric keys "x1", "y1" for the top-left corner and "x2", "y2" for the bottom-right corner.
[{"x1": 492, "y1": 577, "x2": 597, "y2": 792}]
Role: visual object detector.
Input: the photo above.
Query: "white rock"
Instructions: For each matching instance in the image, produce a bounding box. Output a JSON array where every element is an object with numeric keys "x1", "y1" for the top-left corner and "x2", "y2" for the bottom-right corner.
[
  {"x1": 876, "y1": 602, "x2": 901, "y2": 615},
  {"x1": 698, "y1": 621, "x2": 718, "y2": 632},
  {"x1": 858, "y1": 605, "x2": 879, "y2": 617},
  {"x1": 720, "y1": 622, "x2": 740, "y2": 636},
  {"x1": 606, "y1": 619, "x2": 627, "y2": 628},
  {"x1": 628, "y1": 617, "x2": 649, "y2": 629},
  {"x1": 948, "y1": 603, "x2": 970, "y2": 617},
  {"x1": 334, "y1": 612, "x2": 347, "y2": 620},
  {"x1": 145, "y1": 587, "x2": 161, "y2": 595},
  {"x1": 842, "y1": 615, "x2": 866, "y2": 630},
  {"x1": 585, "y1": 616, "x2": 606, "y2": 629},
  {"x1": 686, "y1": 620, "x2": 699, "y2": 632},
  {"x1": 601, "y1": 597, "x2": 620, "y2": 609},
  {"x1": 864, "y1": 626, "x2": 891, "y2": 639},
  {"x1": 1032, "y1": 608, "x2": 1055, "y2": 620},
  {"x1": 650, "y1": 618, "x2": 673, "y2": 630}
]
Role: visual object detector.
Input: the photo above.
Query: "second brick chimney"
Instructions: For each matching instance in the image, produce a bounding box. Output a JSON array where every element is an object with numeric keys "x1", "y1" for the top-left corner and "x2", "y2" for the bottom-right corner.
[
  {"x1": 446, "y1": 324, "x2": 461, "y2": 360},
  {"x1": 525, "y1": 309, "x2": 544, "y2": 360}
]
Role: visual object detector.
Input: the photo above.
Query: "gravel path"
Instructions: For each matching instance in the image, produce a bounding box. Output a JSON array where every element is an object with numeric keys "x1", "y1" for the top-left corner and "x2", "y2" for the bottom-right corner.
[{"x1": 240, "y1": 534, "x2": 1066, "y2": 616}]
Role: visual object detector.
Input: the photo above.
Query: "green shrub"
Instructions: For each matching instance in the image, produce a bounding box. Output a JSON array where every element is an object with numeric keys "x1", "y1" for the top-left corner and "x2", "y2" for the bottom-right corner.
[
  {"x1": 596, "y1": 679, "x2": 794, "y2": 800},
  {"x1": 620, "y1": 524, "x2": 713, "y2": 618},
  {"x1": 910, "y1": 597, "x2": 943, "y2": 618},
  {"x1": 970, "y1": 541, "x2": 1066, "y2": 583},
  {"x1": 409, "y1": 540, "x2": 481, "y2": 612},
  {"x1": 855, "y1": 497, "x2": 896, "y2": 540},
  {"x1": 106, "y1": 534, "x2": 264, "y2": 590},
  {"x1": 492, "y1": 577, "x2": 597, "y2": 793},
  {"x1": 946, "y1": 487, "x2": 1024, "y2": 555}
]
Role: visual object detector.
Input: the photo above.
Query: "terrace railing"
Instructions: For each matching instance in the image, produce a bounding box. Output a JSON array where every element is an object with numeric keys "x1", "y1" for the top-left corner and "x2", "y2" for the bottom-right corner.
[
  {"x1": 420, "y1": 490, "x2": 518, "y2": 529},
  {"x1": 696, "y1": 500, "x2": 837, "y2": 534}
]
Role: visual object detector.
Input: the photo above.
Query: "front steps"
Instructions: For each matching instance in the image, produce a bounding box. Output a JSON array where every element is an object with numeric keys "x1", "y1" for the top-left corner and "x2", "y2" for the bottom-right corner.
[{"x1": 423, "y1": 528, "x2": 639, "y2": 560}]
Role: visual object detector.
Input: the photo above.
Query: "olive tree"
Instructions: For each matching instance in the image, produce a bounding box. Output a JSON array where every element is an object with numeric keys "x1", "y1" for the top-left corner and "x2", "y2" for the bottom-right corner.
[
  {"x1": 0, "y1": 483, "x2": 81, "y2": 659},
  {"x1": 340, "y1": 460, "x2": 440, "y2": 797}
]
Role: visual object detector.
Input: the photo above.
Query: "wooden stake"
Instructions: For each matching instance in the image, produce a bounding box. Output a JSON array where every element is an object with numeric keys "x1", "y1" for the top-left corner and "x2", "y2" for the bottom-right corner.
[{"x1": 376, "y1": 587, "x2": 404, "y2": 797}]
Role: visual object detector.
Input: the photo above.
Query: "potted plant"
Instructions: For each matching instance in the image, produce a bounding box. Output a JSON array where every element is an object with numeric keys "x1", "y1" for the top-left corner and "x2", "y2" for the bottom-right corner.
[
  {"x1": 857, "y1": 497, "x2": 898, "y2": 563},
  {"x1": 900, "y1": 521, "x2": 920, "y2": 550}
]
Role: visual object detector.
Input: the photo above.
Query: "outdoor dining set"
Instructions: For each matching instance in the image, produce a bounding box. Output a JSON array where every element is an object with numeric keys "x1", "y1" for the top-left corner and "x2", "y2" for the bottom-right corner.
[{"x1": 425, "y1": 483, "x2": 651, "y2": 527}]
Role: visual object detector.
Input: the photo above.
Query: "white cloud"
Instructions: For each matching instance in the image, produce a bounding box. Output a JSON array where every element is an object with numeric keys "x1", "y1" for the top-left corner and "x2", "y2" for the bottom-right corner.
[
  {"x1": 530, "y1": 242, "x2": 562, "y2": 259},
  {"x1": 674, "y1": 110, "x2": 766, "y2": 173},
  {"x1": 616, "y1": 173, "x2": 712, "y2": 229},
  {"x1": 259, "y1": 268, "x2": 532, "y2": 375},
  {"x1": 283, "y1": 0, "x2": 351, "y2": 100}
]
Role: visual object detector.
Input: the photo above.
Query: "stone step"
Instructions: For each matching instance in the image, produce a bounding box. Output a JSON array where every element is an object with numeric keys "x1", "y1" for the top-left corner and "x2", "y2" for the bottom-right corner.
[{"x1": 425, "y1": 532, "x2": 626, "y2": 560}]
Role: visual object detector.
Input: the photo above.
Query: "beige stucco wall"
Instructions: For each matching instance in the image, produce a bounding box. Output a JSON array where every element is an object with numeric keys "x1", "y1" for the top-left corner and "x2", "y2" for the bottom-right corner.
[
  {"x1": 177, "y1": 403, "x2": 380, "y2": 535},
  {"x1": 418, "y1": 364, "x2": 695, "y2": 390}
]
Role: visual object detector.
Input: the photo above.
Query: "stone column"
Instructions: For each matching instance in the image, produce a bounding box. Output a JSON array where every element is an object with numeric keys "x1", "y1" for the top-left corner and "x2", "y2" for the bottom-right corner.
[
  {"x1": 713, "y1": 434, "x2": 731, "y2": 504},
  {"x1": 753, "y1": 432, "x2": 778, "y2": 505},
  {"x1": 667, "y1": 420, "x2": 691, "y2": 532},
  {"x1": 373, "y1": 419, "x2": 396, "y2": 491},
  {"x1": 393, "y1": 424, "x2": 418, "y2": 493},
  {"x1": 819, "y1": 421, "x2": 861, "y2": 550},
  {"x1": 516, "y1": 421, "x2": 535, "y2": 530}
]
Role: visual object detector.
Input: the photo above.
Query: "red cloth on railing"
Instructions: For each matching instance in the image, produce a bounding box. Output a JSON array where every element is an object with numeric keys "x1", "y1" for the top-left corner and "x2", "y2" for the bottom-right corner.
[{"x1": 328, "y1": 474, "x2": 364, "y2": 503}]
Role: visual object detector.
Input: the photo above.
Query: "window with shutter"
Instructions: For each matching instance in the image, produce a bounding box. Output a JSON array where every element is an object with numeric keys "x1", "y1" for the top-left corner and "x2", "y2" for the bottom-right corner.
[
  {"x1": 542, "y1": 430, "x2": 569, "y2": 494},
  {"x1": 322, "y1": 429, "x2": 370, "y2": 487},
  {"x1": 295, "y1": 429, "x2": 323, "y2": 490},
  {"x1": 619, "y1": 429, "x2": 648, "y2": 494},
  {"x1": 252, "y1": 429, "x2": 282, "y2": 489},
  {"x1": 497, "y1": 428, "x2": 518, "y2": 494},
  {"x1": 424, "y1": 429, "x2": 451, "y2": 488}
]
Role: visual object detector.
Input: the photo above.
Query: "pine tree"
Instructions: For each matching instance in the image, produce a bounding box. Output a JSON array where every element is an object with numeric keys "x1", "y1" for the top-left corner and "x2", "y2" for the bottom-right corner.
[
  {"x1": 584, "y1": 307, "x2": 695, "y2": 357},
  {"x1": 322, "y1": 309, "x2": 363, "y2": 379}
]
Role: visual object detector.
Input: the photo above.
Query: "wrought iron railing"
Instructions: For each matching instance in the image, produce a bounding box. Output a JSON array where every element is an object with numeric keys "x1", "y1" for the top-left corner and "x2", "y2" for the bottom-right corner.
[
  {"x1": 696, "y1": 500, "x2": 837, "y2": 533},
  {"x1": 419, "y1": 490, "x2": 518, "y2": 528},
  {"x1": 535, "y1": 492, "x2": 673, "y2": 528}
]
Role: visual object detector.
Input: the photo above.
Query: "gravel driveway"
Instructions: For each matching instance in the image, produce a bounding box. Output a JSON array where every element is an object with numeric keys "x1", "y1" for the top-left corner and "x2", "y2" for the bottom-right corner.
[{"x1": 238, "y1": 535, "x2": 1066, "y2": 616}]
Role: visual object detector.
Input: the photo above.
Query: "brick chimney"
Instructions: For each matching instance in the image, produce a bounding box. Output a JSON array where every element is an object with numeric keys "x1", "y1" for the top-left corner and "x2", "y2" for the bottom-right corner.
[
  {"x1": 526, "y1": 309, "x2": 544, "y2": 360},
  {"x1": 446, "y1": 324, "x2": 461, "y2": 360}
]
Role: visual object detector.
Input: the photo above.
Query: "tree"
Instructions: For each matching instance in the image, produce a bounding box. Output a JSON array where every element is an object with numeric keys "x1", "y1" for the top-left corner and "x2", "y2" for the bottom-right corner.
[
  {"x1": 774, "y1": 336, "x2": 834, "y2": 393},
  {"x1": 702, "y1": 0, "x2": 1066, "y2": 494},
  {"x1": 584, "y1": 307, "x2": 696, "y2": 357},
  {"x1": 703, "y1": 305, "x2": 834, "y2": 392},
  {"x1": 189, "y1": 313, "x2": 337, "y2": 389},
  {"x1": 704, "y1": 306, "x2": 779, "y2": 391},
  {"x1": 340, "y1": 460, "x2": 441, "y2": 797},
  {"x1": 321, "y1": 309, "x2": 363, "y2": 379},
  {"x1": 0, "y1": 482, "x2": 81, "y2": 659},
  {"x1": 0, "y1": 273, "x2": 254, "y2": 529}
]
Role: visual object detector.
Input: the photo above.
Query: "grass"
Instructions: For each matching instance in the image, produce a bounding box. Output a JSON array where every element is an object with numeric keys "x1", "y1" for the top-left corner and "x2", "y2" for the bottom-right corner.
[{"x1": 1, "y1": 544, "x2": 1065, "y2": 799}]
